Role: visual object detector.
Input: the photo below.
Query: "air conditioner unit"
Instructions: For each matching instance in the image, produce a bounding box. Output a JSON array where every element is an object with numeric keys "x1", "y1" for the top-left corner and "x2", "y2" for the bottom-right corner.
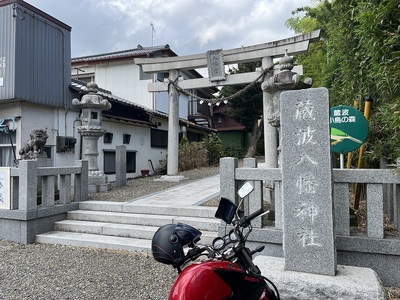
[{"x1": 56, "y1": 136, "x2": 77, "y2": 152}]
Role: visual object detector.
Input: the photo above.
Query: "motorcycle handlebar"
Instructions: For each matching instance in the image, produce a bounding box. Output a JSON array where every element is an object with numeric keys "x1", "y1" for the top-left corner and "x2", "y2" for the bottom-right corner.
[{"x1": 239, "y1": 208, "x2": 265, "y2": 226}]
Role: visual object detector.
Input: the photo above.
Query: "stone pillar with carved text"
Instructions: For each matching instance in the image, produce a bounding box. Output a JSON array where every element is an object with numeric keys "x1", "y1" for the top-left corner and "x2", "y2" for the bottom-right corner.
[{"x1": 281, "y1": 88, "x2": 336, "y2": 276}]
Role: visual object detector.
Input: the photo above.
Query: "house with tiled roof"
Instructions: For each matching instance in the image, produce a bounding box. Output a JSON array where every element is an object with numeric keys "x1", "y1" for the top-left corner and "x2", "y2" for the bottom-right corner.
[{"x1": 0, "y1": 0, "x2": 215, "y2": 180}]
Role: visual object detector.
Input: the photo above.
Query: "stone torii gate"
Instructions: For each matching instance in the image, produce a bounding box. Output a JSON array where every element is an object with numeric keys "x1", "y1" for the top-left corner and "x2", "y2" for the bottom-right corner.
[{"x1": 134, "y1": 30, "x2": 320, "y2": 178}]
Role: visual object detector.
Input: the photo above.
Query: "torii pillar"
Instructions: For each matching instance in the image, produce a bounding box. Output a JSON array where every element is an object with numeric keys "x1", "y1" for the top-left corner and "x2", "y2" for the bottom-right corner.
[
  {"x1": 161, "y1": 70, "x2": 184, "y2": 181},
  {"x1": 262, "y1": 56, "x2": 278, "y2": 169}
]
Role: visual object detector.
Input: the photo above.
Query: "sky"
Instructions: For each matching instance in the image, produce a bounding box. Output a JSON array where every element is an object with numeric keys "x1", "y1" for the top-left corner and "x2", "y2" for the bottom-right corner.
[{"x1": 23, "y1": 0, "x2": 314, "y2": 58}]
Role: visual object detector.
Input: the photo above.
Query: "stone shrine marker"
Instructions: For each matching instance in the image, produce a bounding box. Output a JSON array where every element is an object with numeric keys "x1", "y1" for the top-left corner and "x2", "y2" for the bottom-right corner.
[{"x1": 280, "y1": 88, "x2": 336, "y2": 276}]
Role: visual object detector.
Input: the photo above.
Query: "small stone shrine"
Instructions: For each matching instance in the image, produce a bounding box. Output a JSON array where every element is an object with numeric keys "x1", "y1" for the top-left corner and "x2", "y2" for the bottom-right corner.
[{"x1": 72, "y1": 81, "x2": 112, "y2": 193}]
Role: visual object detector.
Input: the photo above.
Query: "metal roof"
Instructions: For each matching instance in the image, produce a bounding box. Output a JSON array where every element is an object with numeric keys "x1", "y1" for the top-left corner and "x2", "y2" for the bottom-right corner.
[{"x1": 0, "y1": 0, "x2": 71, "y2": 30}]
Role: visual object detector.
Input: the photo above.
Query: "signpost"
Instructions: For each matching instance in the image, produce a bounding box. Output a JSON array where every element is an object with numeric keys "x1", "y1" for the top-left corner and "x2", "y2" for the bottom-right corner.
[
  {"x1": 330, "y1": 105, "x2": 369, "y2": 168},
  {"x1": 0, "y1": 167, "x2": 10, "y2": 209}
]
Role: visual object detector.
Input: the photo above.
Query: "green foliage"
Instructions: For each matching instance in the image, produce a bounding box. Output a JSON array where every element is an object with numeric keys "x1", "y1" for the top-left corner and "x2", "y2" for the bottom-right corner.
[
  {"x1": 219, "y1": 62, "x2": 263, "y2": 131},
  {"x1": 366, "y1": 102, "x2": 400, "y2": 166},
  {"x1": 179, "y1": 138, "x2": 208, "y2": 171},
  {"x1": 202, "y1": 132, "x2": 224, "y2": 166},
  {"x1": 287, "y1": 0, "x2": 400, "y2": 166},
  {"x1": 223, "y1": 147, "x2": 246, "y2": 159},
  {"x1": 218, "y1": 62, "x2": 264, "y2": 157}
]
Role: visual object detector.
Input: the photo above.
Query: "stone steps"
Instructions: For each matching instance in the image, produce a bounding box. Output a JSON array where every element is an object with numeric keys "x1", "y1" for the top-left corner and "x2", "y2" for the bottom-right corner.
[{"x1": 35, "y1": 201, "x2": 220, "y2": 251}]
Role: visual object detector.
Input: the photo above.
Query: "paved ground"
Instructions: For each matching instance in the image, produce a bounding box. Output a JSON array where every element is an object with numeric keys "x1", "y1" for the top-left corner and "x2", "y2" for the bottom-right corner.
[{"x1": 128, "y1": 174, "x2": 220, "y2": 207}]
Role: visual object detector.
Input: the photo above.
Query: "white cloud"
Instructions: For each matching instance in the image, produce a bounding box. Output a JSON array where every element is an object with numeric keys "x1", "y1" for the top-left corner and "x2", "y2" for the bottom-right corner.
[{"x1": 24, "y1": 0, "x2": 314, "y2": 57}]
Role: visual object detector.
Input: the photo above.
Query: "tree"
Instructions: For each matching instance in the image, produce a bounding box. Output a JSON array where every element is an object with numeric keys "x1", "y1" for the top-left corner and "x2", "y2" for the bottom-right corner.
[
  {"x1": 218, "y1": 62, "x2": 263, "y2": 158},
  {"x1": 287, "y1": 0, "x2": 400, "y2": 166}
]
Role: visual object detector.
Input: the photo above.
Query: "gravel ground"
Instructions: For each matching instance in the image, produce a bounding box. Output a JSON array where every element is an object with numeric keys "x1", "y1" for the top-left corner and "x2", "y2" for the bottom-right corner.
[
  {"x1": 0, "y1": 165, "x2": 399, "y2": 299},
  {"x1": 0, "y1": 243, "x2": 176, "y2": 300},
  {"x1": 0, "y1": 167, "x2": 220, "y2": 300}
]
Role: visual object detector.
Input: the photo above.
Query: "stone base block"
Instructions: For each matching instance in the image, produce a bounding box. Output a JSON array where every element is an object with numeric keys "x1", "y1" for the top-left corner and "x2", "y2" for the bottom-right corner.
[
  {"x1": 156, "y1": 175, "x2": 185, "y2": 182},
  {"x1": 88, "y1": 183, "x2": 111, "y2": 193},
  {"x1": 254, "y1": 256, "x2": 387, "y2": 300}
]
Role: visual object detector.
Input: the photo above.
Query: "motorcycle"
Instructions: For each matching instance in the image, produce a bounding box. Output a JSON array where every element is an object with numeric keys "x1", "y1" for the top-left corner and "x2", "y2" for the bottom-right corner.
[{"x1": 151, "y1": 182, "x2": 280, "y2": 300}]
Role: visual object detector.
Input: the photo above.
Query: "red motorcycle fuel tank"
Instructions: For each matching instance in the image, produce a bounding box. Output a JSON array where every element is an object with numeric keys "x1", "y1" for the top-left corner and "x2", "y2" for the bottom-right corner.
[{"x1": 169, "y1": 260, "x2": 267, "y2": 300}]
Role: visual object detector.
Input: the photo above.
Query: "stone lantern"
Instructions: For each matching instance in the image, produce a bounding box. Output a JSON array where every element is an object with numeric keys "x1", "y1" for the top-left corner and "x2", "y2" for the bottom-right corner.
[
  {"x1": 261, "y1": 52, "x2": 313, "y2": 211},
  {"x1": 261, "y1": 51, "x2": 313, "y2": 167},
  {"x1": 72, "y1": 81, "x2": 112, "y2": 193}
]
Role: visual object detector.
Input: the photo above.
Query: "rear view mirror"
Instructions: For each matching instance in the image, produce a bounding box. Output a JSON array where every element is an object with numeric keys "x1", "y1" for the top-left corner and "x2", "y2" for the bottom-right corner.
[
  {"x1": 238, "y1": 182, "x2": 253, "y2": 198},
  {"x1": 215, "y1": 197, "x2": 238, "y2": 224}
]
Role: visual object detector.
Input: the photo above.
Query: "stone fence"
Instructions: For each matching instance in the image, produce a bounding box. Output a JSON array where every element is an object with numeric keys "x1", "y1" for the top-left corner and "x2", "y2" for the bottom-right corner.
[
  {"x1": 220, "y1": 157, "x2": 400, "y2": 287},
  {"x1": 0, "y1": 160, "x2": 88, "y2": 244}
]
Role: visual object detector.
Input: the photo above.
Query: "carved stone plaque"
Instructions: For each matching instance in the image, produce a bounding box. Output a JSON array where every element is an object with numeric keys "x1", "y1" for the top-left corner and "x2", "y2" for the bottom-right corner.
[{"x1": 207, "y1": 49, "x2": 226, "y2": 82}]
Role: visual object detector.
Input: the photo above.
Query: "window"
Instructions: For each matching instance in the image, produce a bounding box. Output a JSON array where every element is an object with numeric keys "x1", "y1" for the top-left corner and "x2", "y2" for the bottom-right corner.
[
  {"x1": 140, "y1": 67, "x2": 152, "y2": 80},
  {"x1": 155, "y1": 72, "x2": 169, "y2": 82},
  {"x1": 104, "y1": 150, "x2": 136, "y2": 174},
  {"x1": 44, "y1": 146, "x2": 52, "y2": 159},
  {"x1": 126, "y1": 151, "x2": 136, "y2": 173},
  {"x1": 151, "y1": 129, "x2": 168, "y2": 148},
  {"x1": 72, "y1": 72, "x2": 95, "y2": 83},
  {"x1": 123, "y1": 134, "x2": 131, "y2": 144},
  {"x1": 179, "y1": 131, "x2": 203, "y2": 143},
  {"x1": 0, "y1": 131, "x2": 16, "y2": 167},
  {"x1": 103, "y1": 132, "x2": 113, "y2": 144}
]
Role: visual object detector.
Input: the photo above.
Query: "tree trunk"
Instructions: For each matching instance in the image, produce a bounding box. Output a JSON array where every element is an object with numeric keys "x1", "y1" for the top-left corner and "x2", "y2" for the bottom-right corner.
[{"x1": 245, "y1": 119, "x2": 263, "y2": 158}]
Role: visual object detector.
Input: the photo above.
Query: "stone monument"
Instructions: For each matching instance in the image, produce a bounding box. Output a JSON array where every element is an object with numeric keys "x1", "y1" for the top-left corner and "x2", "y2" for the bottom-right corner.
[
  {"x1": 280, "y1": 87, "x2": 336, "y2": 276},
  {"x1": 72, "y1": 81, "x2": 112, "y2": 193}
]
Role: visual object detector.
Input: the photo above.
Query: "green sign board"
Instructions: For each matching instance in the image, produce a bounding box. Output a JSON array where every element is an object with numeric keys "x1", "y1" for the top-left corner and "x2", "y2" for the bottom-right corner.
[{"x1": 330, "y1": 105, "x2": 369, "y2": 153}]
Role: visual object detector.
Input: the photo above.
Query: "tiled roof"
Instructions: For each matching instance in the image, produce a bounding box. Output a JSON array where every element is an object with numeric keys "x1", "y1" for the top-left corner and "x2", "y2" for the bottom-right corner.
[
  {"x1": 69, "y1": 79, "x2": 215, "y2": 132},
  {"x1": 71, "y1": 44, "x2": 175, "y2": 63}
]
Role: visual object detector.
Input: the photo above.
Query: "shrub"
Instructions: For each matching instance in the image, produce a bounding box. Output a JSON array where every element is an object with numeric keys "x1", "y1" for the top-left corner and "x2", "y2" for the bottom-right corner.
[
  {"x1": 202, "y1": 132, "x2": 224, "y2": 166},
  {"x1": 179, "y1": 138, "x2": 208, "y2": 171},
  {"x1": 223, "y1": 146, "x2": 246, "y2": 159}
]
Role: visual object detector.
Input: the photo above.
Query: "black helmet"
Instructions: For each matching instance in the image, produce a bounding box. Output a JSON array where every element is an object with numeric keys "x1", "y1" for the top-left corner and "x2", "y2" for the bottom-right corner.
[{"x1": 152, "y1": 223, "x2": 202, "y2": 266}]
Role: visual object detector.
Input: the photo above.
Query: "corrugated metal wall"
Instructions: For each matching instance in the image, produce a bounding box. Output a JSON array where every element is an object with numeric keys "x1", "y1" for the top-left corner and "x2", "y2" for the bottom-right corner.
[
  {"x1": 0, "y1": 4, "x2": 16, "y2": 100},
  {"x1": 0, "y1": 2, "x2": 72, "y2": 108}
]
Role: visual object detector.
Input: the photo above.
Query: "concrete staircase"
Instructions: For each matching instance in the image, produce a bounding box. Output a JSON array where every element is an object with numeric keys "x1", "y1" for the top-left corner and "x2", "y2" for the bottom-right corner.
[{"x1": 35, "y1": 201, "x2": 220, "y2": 252}]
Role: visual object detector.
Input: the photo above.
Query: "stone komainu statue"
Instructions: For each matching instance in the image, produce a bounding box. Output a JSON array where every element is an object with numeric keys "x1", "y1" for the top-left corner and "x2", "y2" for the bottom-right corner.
[{"x1": 19, "y1": 129, "x2": 49, "y2": 159}]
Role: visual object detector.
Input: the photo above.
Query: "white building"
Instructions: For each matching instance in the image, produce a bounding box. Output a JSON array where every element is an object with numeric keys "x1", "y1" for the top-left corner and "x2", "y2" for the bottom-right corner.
[{"x1": 0, "y1": 0, "x2": 215, "y2": 181}]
